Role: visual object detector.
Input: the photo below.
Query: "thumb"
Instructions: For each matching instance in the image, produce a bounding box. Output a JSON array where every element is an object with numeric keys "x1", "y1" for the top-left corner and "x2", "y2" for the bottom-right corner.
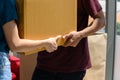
[
  {"x1": 63, "y1": 34, "x2": 69, "y2": 39},
  {"x1": 55, "y1": 35, "x2": 62, "y2": 41},
  {"x1": 63, "y1": 34, "x2": 73, "y2": 41}
]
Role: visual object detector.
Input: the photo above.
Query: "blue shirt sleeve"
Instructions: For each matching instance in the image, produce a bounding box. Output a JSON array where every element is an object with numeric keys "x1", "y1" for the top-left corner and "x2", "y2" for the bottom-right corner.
[{"x1": 2, "y1": 0, "x2": 18, "y2": 26}]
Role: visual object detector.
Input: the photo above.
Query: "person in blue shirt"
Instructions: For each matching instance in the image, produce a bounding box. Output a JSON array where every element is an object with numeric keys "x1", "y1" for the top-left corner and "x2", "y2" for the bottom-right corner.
[{"x1": 0, "y1": 0, "x2": 60, "y2": 79}]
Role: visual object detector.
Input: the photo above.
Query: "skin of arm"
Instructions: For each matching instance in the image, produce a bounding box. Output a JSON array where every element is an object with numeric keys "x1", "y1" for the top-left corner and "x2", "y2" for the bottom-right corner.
[
  {"x1": 63, "y1": 10, "x2": 106, "y2": 47},
  {"x1": 3, "y1": 20, "x2": 61, "y2": 53}
]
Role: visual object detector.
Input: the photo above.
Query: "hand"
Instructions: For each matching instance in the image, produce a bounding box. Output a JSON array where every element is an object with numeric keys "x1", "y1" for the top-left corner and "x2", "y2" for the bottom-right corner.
[
  {"x1": 44, "y1": 35, "x2": 61, "y2": 53},
  {"x1": 63, "y1": 31, "x2": 83, "y2": 47}
]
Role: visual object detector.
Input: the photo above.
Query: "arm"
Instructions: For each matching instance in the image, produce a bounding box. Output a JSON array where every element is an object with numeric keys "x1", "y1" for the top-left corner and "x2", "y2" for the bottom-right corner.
[
  {"x1": 63, "y1": 10, "x2": 106, "y2": 47},
  {"x1": 80, "y1": 10, "x2": 106, "y2": 37},
  {"x1": 3, "y1": 20, "x2": 60, "y2": 53}
]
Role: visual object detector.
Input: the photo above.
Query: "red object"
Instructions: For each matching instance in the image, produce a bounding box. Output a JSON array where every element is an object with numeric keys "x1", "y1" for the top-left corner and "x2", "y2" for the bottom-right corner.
[
  {"x1": 9, "y1": 55, "x2": 20, "y2": 80},
  {"x1": 12, "y1": 73, "x2": 16, "y2": 80}
]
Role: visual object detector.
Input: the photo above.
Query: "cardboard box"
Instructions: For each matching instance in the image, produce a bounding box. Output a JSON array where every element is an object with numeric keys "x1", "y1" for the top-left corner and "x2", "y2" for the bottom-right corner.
[{"x1": 16, "y1": 0, "x2": 77, "y2": 55}]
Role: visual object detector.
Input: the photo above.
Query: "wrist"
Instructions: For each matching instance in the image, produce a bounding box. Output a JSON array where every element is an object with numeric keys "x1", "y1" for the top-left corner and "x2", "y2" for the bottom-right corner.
[
  {"x1": 39, "y1": 39, "x2": 48, "y2": 48},
  {"x1": 79, "y1": 31, "x2": 86, "y2": 38}
]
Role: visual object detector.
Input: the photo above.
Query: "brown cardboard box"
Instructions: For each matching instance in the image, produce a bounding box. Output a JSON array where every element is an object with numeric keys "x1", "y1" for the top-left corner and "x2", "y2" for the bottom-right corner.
[{"x1": 16, "y1": 0, "x2": 77, "y2": 55}]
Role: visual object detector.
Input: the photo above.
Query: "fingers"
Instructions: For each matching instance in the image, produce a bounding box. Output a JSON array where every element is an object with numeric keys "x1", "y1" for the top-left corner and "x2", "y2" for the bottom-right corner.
[
  {"x1": 63, "y1": 31, "x2": 82, "y2": 47},
  {"x1": 45, "y1": 41, "x2": 57, "y2": 53},
  {"x1": 46, "y1": 45, "x2": 57, "y2": 53},
  {"x1": 63, "y1": 34, "x2": 73, "y2": 41},
  {"x1": 63, "y1": 34, "x2": 74, "y2": 47},
  {"x1": 64, "y1": 39, "x2": 74, "y2": 47},
  {"x1": 64, "y1": 38, "x2": 79, "y2": 47},
  {"x1": 63, "y1": 36, "x2": 79, "y2": 47},
  {"x1": 45, "y1": 36, "x2": 61, "y2": 53},
  {"x1": 68, "y1": 39, "x2": 79, "y2": 47}
]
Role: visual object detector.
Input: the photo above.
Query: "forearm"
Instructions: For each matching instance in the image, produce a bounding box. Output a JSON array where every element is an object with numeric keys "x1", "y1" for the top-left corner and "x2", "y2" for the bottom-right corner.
[
  {"x1": 79, "y1": 15, "x2": 106, "y2": 38},
  {"x1": 3, "y1": 20, "x2": 59, "y2": 53},
  {"x1": 10, "y1": 39, "x2": 46, "y2": 52}
]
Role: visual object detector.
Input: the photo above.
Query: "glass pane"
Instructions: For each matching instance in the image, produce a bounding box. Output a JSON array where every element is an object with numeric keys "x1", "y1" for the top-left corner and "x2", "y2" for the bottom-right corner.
[
  {"x1": 116, "y1": 1, "x2": 120, "y2": 35},
  {"x1": 114, "y1": 0, "x2": 120, "y2": 80}
]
